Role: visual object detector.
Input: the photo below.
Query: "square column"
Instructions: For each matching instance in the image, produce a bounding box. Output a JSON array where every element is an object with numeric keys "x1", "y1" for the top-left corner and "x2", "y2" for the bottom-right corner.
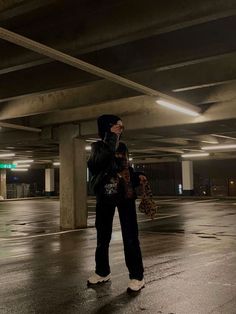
[
  {"x1": 181, "y1": 160, "x2": 194, "y2": 196},
  {"x1": 0, "y1": 169, "x2": 6, "y2": 199},
  {"x1": 59, "y1": 125, "x2": 87, "y2": 230},
  {"x1": 45, "y1": 168, "x2": 55, "y2": 196}
]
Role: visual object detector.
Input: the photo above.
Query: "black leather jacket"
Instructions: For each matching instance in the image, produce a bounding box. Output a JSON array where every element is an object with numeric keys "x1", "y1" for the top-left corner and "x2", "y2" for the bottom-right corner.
[{"x1": 87, "y1": 132, "x2": 142, "y2": 199}]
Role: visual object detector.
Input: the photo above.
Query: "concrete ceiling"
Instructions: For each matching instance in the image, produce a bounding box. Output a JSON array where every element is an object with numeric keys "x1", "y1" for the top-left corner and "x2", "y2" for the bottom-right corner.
[{"x1": 0, "y1": 0, "x2": 236, "y2": 165}]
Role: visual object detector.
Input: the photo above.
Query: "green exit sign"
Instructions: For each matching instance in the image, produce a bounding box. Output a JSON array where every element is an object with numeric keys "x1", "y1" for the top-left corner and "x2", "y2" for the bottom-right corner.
[{"x1": 0, "y1": 164, "x2": 16, "y2": 169}]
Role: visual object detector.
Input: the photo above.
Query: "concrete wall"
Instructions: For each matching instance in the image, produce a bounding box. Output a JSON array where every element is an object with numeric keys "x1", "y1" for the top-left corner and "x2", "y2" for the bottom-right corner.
[
  {"x1": 137, "y1": 159, "x2": 236, "y2": 196},
  {"x1": 135, "y1": 162, "x2": 182, "y2": 196}
]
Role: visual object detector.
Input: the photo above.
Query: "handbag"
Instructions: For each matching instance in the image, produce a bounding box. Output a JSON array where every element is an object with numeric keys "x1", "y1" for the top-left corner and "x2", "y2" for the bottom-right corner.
[{"x1": 138, "y1": 182, "x2": 158, "y2": 219}]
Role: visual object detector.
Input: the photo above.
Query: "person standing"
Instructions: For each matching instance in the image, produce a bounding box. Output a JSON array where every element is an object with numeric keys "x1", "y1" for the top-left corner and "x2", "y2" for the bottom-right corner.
[{"x1": 87, "y1": 114, "x2": 146, "y2": 292}]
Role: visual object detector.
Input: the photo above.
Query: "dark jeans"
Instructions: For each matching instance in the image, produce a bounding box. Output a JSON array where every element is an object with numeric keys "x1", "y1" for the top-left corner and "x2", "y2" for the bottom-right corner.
[{"x1": 95, "y1": 197, "x2": 144, "y2": 280}]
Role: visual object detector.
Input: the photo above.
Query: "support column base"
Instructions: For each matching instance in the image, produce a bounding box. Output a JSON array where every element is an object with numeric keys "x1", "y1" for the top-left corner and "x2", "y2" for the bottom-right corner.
[
  {"x1": 182, "y1": 190, "x2": 194, "y2": 196},
  {"x1": 60, "y1": 225, "x2": 87, "y2": 231},
  {"x1": 45, "y1": 191, "x2": 55, "y2": 196}
]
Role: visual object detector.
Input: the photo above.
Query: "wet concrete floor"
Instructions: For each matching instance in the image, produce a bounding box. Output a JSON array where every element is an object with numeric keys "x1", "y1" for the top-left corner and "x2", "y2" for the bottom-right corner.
[{"x1": 0, "y1": 198, "x2": 236, "y2": 313}]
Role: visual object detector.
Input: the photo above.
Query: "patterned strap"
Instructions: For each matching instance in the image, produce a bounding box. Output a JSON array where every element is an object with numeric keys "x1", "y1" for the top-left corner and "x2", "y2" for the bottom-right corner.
[{"x1": 141, "y1": 181, "x2": 153, "y2": 199}]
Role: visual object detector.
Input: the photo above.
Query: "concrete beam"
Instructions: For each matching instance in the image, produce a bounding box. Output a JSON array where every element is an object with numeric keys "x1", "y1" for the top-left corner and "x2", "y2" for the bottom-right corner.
[
  {"x1": 0, "y1": 122, "x2": 41, "y2": 132},
  {"x1": 0, "y1": 17, "x2": 236, "y2": 109},
  {"x1": 28, "y1": 96, "x2": 155, "y2": 127},
  {"x1": 1, "y1": 42, "x2": 236, "y2": 118},
  {"x1": 0, "y1": 85, "x2": 140, "y2": 121},
  {"x1": 174, "y1": 81, "x2": 236, "y2": 105},
  {"x1": 0, "y1": 0, "x2": 57, "y2": 22},
  {"x1": 0, "y1": 0, "x2": 30, "y2": 13},
  {"x1": 131, "y1": 153, "x2": 236, "y2": 164},
  {"x1": 1, "y1": 102, "x2": 236, "y2": 151},
  {"x1": 1, "y1": 18, "x2": 236, "y2": 101},
  {"x1": 0, "y1": 27, "x2": 197, "y2": 116},
  {"x1": 79, "y1": 98, "x2": 236, "y2": 136},
  {"x1": 2, "y1": 49, "x2": 236, "y2": 104},
  {"x1": 155, "y1": 51, "x2": 236, "y2": 72},
  {"x1": 25, "y1": 90, "x2": 236, "y2": 131},
  {"x1": 0, "y1": 0, "x2": 235, "y2": 74},
  {"x1": 0, "y1": 59, "x2": 50, "y2": 76}
]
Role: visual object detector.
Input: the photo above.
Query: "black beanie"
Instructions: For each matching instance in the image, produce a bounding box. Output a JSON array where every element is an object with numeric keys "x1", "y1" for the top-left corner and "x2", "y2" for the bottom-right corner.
[{"x1": 97, "y1": 114, "x2": 121, "y2": 139}]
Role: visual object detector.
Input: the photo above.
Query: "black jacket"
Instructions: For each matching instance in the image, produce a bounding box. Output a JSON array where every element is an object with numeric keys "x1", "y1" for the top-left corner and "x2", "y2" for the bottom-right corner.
[{"x1": 87, "y1": 132, "x2": 142, "y2": 198}]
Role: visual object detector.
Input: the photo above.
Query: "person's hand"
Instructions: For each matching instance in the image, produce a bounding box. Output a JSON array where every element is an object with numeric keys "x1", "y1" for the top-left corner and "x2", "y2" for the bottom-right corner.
[
  {"x1": 110, "y1": 124, "x2": 123, "y2": 135},
  {"x1": 139, "y1": 175, "x2": 147, "y2": 185}
]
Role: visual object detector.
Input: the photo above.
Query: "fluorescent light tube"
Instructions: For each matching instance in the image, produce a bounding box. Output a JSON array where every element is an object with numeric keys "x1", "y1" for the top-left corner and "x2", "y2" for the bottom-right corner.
[
  {"x1": 86, "y1": 138, "x2": 99, "y2": 142},
  {"x1": 211, "y1": 134, "x2": 236, "y2": 140},
  {"x1": 15, "y1": 159, "x2": 34, "y2": 163},
  {"x1": 200, "y1": 140, "x2": 218, "y2": 144},
  {"x1": 156, "y1": 99, "x2": 200, "y2": 117},
  {"x1": 182, "y1": 153, "x2": 209, "y2": 158},
  {"x1": 53, "y1": 162, "x2": 60, "y2": 166},
  {"x1": 15, "y1": 164, "x2": 31, "y2": 168},
  {"x1": 0, "y1": 153, "x2": 15, "y2": 157},
  {"x1": 11, "y1": 168, "x2": 28, "y2": 172},
  {"x1": 201, "y1": 144, "x2": 236, "y2": 150}
]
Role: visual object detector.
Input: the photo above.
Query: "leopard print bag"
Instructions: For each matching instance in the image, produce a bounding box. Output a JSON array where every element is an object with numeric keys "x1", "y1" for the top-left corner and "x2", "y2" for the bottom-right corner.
[{"x1": 138, "y1": 182, "x2": 158, "y2": 219}]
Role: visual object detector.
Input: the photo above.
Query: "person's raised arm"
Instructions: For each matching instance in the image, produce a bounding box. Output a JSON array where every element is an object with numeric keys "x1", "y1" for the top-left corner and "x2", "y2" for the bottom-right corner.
[{"x1": 87, "y1": 128, "x2": 120, "y2": 175}]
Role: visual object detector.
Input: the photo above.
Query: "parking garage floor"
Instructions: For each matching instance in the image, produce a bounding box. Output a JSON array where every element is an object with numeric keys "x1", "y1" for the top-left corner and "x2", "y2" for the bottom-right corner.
[{"x1": 0, "y1": 198, "x2": 236, "y2": 314}]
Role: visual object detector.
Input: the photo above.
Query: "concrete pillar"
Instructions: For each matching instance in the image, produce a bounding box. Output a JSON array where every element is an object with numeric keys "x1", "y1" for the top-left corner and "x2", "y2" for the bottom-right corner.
[
  {"x1": 0, "y1": 169, "x2": 6, "y2": 199},
  {"x1": 45, "y1": 168, "x2": 55, "y2": 196},
  {"x1": 181, "y1": 160, "x2": 194, "y2": 196},
  {"x1": 59, "y1": 124, "x2": 87, "y2": 230}
]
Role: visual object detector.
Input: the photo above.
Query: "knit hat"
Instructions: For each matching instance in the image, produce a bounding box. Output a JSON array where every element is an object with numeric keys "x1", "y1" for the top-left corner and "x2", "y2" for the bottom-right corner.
[{"x1": 97, "y1": 114, "x2": 121, "y2": 139}]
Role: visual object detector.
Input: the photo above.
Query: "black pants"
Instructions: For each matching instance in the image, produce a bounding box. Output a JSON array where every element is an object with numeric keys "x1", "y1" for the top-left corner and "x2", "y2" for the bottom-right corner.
[{"x1": 95, "y1": 197, "x2": 144, "y2": 280}]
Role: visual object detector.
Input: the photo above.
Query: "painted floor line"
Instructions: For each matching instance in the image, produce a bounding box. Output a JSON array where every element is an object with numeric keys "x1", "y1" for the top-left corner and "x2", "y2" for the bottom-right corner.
[
  {"x1": 137, "y1": 214, "x2": 179, "y2": 223},
  {"x1": 183, "y1": 199, "x2": 219, "y2": 205},
  {"x1": 0, "y1": 228, "x2": 85, "y2": 241}
]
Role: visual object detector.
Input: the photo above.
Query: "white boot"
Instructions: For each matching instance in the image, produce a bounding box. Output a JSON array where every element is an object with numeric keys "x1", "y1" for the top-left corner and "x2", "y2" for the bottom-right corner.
[
  {"x1": 87, "y1": 273, "x2": 111, "y2": 285},
  {"x1": 127, "y1": 279, "x2": 145, "y2": 292}
]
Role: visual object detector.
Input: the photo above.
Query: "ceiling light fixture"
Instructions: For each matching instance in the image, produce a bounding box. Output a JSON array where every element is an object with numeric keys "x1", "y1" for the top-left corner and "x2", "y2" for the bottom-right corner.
[
  {"x1": 201, "y1": 144, "x2": 236, "y2": 151},
  {"x1": 86, "y1": 138, "x2": 99, "y2": 143},
  {"x1": 181, "y1": 153, "x2": 209, "y2": 158},
  {"x1": 53, "y1": 162, "x2": 60, "y2": 166},
  {"x1": 156, "y1": 99, "x2": 200, "y2": 117},
  {"x1": 11, "y1": 168, "x2": 28, "y2": 172},
  {"x1": 211, "y1": 134, "x2": 236, "y2": 140},
  {"x1": 15, "y1": 164, "x2": 31, "y2": 168},
  {"x1": 85, "y1": 146, "x2": 92, "y2": 151},
  {"x1": 200, "y1": 140, "x2": 218, "y2": 144},
  {"x1": 14, "y1": 159, "x2": 34, "y2": 163},
  {"x1": 0, "y1": 153, "x2": 15, "y2": 158},
  {"x1": 182, "y1": 149, "x2": 203, "y2": 152}
]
